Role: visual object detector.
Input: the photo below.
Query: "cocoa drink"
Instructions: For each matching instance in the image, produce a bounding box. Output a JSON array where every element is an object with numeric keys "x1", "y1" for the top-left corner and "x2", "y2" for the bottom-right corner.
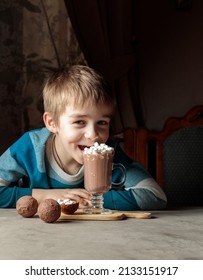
[{"x1": 83, "y1": 143, "x2": 114, "y2": 194}]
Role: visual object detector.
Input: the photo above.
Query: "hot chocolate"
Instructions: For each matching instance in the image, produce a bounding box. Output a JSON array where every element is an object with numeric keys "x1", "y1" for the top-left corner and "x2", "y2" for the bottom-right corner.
[{"x1": 83, "y1": 143, "x2": 114, "y2": 194}]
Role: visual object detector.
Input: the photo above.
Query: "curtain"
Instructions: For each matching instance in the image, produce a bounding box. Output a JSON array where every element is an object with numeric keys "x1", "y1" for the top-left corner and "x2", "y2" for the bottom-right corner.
[
  {"x1": 0, "y1": 0, "x2": 86, "y2": 154},
  {"x1": 64, "y1": 0, "x2": 143, "y2": 132},
  {"x1": 21, "y1": 0, "x2": 86, "y2": 131}
]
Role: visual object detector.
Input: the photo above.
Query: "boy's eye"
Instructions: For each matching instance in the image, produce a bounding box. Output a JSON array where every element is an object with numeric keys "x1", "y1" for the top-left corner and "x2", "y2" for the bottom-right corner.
[
  {"x1": 98, "y1": 120, "x2": 109, "y2": 126},
  {"x1": 74, "y1": 120, "x2": 85, "y2": 125}
]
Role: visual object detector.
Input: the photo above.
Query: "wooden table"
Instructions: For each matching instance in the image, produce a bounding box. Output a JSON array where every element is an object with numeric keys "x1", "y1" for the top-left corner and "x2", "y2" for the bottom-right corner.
[{"x1": 0, "y1": 208, "x2": 203, "y2": 260}]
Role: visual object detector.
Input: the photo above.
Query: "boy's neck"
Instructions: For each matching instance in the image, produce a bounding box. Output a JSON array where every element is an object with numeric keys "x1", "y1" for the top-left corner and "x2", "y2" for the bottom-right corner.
[{"x1": 52, "y1": 134, "x2": 81, "y2": 175}]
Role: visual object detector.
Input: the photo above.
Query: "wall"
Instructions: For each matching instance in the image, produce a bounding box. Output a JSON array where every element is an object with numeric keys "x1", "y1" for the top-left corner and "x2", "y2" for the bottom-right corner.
[
  {"x1": 135, "y1": 0, "x2": 203, "y2": 130},
  {"x1": 0, "y1": 2, "x2": 23, "y2": 154}
]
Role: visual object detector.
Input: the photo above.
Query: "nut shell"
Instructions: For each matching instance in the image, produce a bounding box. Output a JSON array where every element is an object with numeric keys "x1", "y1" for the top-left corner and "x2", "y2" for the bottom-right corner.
[
  {"x1": 38, "y1": 199, "x2": 61, "y2": 223},
  {"x1": 61, "y1": 201, "x2": 79, "y2": 215},
  {"x1": 16, "y1": 196, "x2": 38, "y2": 218}
]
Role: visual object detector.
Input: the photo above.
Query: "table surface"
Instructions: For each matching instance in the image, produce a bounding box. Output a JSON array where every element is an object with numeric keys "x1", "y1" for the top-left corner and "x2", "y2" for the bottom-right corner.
[{"x1": 0, "y1": 207, "x2": 203, "y2": 260}]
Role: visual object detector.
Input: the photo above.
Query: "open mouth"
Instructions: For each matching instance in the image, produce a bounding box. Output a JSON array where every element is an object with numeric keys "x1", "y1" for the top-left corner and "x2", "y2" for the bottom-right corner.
[{"x1": 78, "y1": 145, "x2": 89, "y2": 151}]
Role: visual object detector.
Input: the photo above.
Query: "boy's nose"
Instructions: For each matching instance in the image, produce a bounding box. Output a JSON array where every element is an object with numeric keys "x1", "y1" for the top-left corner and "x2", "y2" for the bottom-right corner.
[{"x1": 84, "y1": 126, "x2": 98, "y2": 141}]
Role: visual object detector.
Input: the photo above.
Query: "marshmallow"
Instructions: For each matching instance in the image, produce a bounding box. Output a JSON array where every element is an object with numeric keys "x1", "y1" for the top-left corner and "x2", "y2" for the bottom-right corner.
[{"x1": 83, "y1": 142, "x2": 114, "y2": 154}]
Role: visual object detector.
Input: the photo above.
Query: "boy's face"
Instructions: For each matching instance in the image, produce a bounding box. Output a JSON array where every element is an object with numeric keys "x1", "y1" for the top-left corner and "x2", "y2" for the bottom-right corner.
[{"x1": 53, "y1": 102, "x2": 113, "y2": 166}]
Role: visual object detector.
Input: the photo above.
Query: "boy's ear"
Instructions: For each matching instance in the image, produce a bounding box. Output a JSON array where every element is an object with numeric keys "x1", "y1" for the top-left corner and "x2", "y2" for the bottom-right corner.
[{"x1": 43, "y1": 112, "x2": 57, "y2": 133}]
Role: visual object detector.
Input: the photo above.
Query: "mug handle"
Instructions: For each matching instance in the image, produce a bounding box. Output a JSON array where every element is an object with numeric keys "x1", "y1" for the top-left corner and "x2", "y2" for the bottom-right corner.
[{"x1": 111, "y1": 163, "x2": 126, "y2": 188}]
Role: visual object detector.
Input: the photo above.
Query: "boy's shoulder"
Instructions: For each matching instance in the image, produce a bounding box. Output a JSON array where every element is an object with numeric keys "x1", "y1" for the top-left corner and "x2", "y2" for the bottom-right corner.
[
  {"x1": 11, "y1": 127, "x2": 51, "y2": 152},
  {"x1": 28, "y1": 127, "x2": 51, "y2": 143},
  {"x1": 17, "y1": 127, "x2": 50, "y2": 141}
]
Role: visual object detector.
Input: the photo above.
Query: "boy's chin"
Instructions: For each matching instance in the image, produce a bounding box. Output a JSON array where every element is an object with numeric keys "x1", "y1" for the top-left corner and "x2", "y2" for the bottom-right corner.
[
  {"x1": 78, "y1": 160, "x2": 84, "y2": 165},
  {"x1": 76, "y1": 156, "x2": 84, "y2": 165}
]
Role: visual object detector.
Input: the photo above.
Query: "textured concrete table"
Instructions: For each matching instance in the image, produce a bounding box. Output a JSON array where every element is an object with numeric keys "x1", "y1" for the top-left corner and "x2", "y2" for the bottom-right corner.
[{"x1": 0, "y1": 208, "x2": 203, "y2": 260}]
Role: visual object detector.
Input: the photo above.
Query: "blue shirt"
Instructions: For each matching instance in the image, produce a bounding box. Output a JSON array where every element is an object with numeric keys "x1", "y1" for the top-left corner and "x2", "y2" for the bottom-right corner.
[{"x1": 0, "y1": 128, "x2": 167, "y2": 210}]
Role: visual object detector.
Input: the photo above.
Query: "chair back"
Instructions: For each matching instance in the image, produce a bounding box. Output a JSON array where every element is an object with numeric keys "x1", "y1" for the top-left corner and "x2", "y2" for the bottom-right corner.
[{"x1": 117, "y1": 105, "x2": 203, "y2": 206}]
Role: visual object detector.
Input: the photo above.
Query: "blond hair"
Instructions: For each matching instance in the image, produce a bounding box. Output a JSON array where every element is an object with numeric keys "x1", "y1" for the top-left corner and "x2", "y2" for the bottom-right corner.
[{"x1": 43, "y1": 65, "x2": 115, "y2": 123}]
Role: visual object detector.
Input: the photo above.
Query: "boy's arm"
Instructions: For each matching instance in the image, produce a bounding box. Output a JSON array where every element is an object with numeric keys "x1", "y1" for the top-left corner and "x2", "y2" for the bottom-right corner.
[
  {"x1": 0, "y1": 148, "x2": 31, "y2": 208},
  {"x1": 0, "y1": 185, "x2": 32, "y2": 208},
  {"x1": 104, "y1": 179, "x2": 167, "y2": 211},
  {"x1": 104, "y1": 141, "x2": 167, "y2": 211}
]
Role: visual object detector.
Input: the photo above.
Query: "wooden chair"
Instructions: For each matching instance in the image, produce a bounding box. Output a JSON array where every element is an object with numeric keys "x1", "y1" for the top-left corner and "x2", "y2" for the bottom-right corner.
[{"x1": 117, "y1": 105, "x2": 203, "y2": 206}]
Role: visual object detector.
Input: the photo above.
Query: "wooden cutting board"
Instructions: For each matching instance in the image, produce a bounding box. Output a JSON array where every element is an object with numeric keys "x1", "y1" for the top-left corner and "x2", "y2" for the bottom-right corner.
[{"x1": 59, "y1": 210, "x2": 151, "y2": 221}]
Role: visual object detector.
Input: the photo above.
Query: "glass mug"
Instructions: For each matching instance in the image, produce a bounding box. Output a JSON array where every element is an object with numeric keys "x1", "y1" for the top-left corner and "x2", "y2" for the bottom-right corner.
[{"x1": 83, "y1": 151, "x2": 126, "y2": 214}]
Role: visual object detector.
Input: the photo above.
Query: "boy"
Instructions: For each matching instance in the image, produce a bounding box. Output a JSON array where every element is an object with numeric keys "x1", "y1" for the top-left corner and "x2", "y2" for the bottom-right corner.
[{"x1": 0, "y1": 65, "x2": 167, "y2": 210}]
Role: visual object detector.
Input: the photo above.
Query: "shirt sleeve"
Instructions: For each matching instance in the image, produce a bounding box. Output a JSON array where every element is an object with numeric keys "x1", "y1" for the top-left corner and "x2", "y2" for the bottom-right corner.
[
  {"x1": 103, "y1": 140, "x2": 167, "y2": 211},
  {"x1": 0, "y1": 186, "x2": 32, "y2": 208},
  {"x1": 0, "y1": 148, "x2": 32, "y2": 208},
  {"x1": 0, "y1": 128, "x2": 51, "y2": 208}
]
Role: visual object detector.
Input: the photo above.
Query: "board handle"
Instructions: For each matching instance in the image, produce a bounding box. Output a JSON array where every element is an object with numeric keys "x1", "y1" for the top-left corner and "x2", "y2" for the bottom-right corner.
[{"x1": 120, "y1": 211, "x2": 151, "y2": 219}]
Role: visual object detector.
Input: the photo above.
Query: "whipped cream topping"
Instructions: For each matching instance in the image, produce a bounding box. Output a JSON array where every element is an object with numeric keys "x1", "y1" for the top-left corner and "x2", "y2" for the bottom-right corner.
[
  {"x1": 83, "y1": 142, "x2": 114, "y2": 154},
  {"x1": 57, "y1": 198, "x2": 76, "y2": 205}
]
